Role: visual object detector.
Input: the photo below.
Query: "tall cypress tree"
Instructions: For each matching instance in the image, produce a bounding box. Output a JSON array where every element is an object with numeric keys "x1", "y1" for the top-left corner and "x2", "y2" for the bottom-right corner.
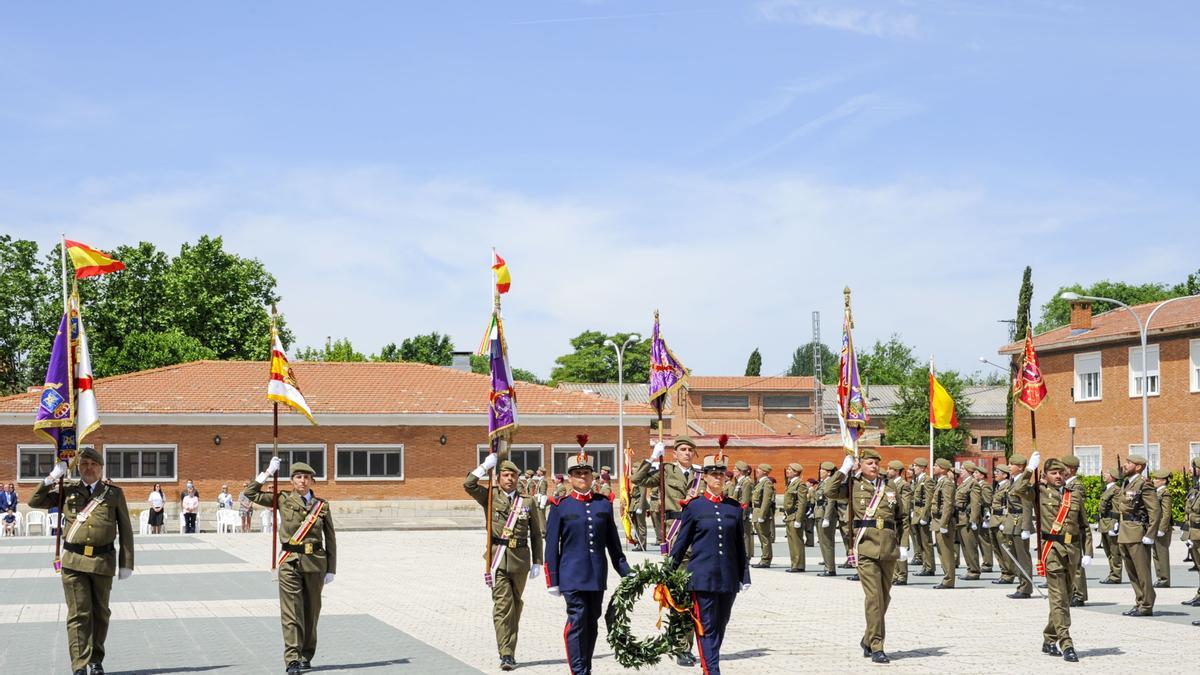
[
  {"x1": 1006, "y1": 266, "x2": 1033, "y2": 457},
  {"x1": 745, "y1": 348, "x2": 762, "y2": 377}
]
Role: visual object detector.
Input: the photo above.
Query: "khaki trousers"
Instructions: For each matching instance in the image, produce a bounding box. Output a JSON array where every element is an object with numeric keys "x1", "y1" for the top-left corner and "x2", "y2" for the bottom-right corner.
[
  {"x1": 785, "y1": 520, "x2": 805, "y2": 570},
  {"x1": 62, "y1": 568, "x2": 113, "y2": 672},
  {"x1": 1101, "y1": 532, "x2": 1123, "y2": 582},
  {"x1": 1121, "y1": 541, "x2": 1155, "y2": 612},
  {"x1": 278, "y1": 561, "x2": 325, "y2": 666},
  {"x1": 1042, "y1": 546, "x2": 1077, "y2": 650},
  {"x1": 858, "y1": 557, "x2": 896, "y2": 653},
  {"x1": 936, "y1": 529, "x2": 957, "y2": 586},
  {"x1": 491, "y1": 563, "x2": 529, "y2": 657}
]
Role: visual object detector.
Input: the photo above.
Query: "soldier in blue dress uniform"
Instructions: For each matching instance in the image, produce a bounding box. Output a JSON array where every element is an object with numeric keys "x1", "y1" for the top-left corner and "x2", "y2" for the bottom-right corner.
[
  {"x1": 544, "y1": 447, "x2": 631, "y2": 675},
  {"x1": 669, "y1": 452, "x2": 751, "y2": 675}
]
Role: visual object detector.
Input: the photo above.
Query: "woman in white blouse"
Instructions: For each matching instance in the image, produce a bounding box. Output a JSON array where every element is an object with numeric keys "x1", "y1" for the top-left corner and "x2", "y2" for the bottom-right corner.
[
  {"x1": 182, "y1": 487, "x2": 200, "y2": 533},
  {"x1": 148, "y1": 483, "x2": 166, "y2": 534}
]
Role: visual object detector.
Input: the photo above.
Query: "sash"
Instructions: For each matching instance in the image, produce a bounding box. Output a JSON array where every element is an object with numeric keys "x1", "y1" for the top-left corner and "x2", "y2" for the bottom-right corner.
[
  {"x1": 65, "y1": 484, "x2": 109, "y2": 544},
  {"x1": 276, "y1": 497, "x2": 326, "y2": 567},
  {"x1": 852, "y1": 477, "x2": 886, "y2": 550},
  {"x1": 485, "y1": 494, "x2": 524, "y2": 587},
  {"x1": 1036, "y1": 488, "x2": 1071, "y2": 576},
  {"x1": 662, "y1": 468, "x2": 703, "y2": 554}
]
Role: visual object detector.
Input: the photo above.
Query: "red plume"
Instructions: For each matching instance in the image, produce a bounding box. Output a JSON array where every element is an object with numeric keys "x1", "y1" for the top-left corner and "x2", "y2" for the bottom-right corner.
[
  {"x1": 576, "y1": 434, "x2": 589, "y2": 448},
  {"x1": 718, "y1": 434, "x2": 729, "y2": 449}
]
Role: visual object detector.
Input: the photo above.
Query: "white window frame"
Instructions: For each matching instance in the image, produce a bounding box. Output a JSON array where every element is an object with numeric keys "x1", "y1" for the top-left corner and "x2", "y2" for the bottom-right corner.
[
  {"x1": 1189, "y1": 442, "x2": 1200, "y2": 463},
  {"x1": 255, "y1": 444, "x2": 328, "y2": 481},
  {"x1": 102, "y1": 444, "x2": 178, "y2": 482},
  {"x1": 701, "y1": 394, "x2": 751, "y2": 410},
  {"x1": 1073, "y1": 445, "x2": 1101, "y2": 477},
  {"x1": 1190, "y1": 339, "x2": 1200, "y2": 393},
  {"x1": 551, "y1": 444, "x2": 618, "y2": 477},
  {"x1": 1127, "y1": 345, "x2": 1160, "y2": 398},
  {"x1": 1073, "y1": 352, "x2": 1102, "y2": 402},
  {"x1": 334, "y1": 444, "x2": 405, "y2": 481},
  {"x1": 15, "y1": 444, "x2": 87, "y2": 483},
  {"x1": 1128, "y1": 443, "x2": 1161, "y2": 472},
  {"x1": 476, "y1": 444, "x2": 545, "y2": 472}
]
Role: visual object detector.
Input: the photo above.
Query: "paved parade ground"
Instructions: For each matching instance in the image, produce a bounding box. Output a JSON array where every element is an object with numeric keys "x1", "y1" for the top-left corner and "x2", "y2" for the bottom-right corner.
[{"x1": 2, "y1": 529, "x2": 1197, "y2": 674}]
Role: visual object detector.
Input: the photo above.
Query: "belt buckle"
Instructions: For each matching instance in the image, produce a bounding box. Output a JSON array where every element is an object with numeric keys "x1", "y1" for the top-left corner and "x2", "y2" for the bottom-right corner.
[
  {"x1": 304, "y1": 542, "x2": 313, "y2": 555},
  {"x1": 875, "y1": 518, "x2": 884, "y2": 529},
  {"x1": 83, "y1": 545, "x2": 93, "y2": 556},
  {"x1": 1064, "y1": 534, "x2": 1073, "y2": 544},
  {"x1": 507, "y1": 538, "x2": 517, "y2": 550}
]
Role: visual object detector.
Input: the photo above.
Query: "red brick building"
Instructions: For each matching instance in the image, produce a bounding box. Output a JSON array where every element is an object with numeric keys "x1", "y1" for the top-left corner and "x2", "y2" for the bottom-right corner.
[
  {"x1": 998, "y1": 297, "x2": 1200, "y2": 475},
  {"x1": 0, "y1": 361, "x2": 655, "y2": 502}
]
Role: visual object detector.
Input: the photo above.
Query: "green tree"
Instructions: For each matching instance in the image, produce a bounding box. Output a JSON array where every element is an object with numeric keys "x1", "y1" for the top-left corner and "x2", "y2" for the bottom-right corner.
[
  {"x1": 391, "y1": 332, "x2": 454, "y2": 366},
  {"x1": 883, "y1": 366, "x2": 973, "y2": 460},
  {"x1": 469, "y1": 354, "x2": 545, "y2": 384},
  {"x1": 0, "y1": 236, "x2": 56, "y2": 395},
  {"x1": 787, "y1": 342, "x2": 838, "y2": 383},
  {"x1": 375, "y1": 342, "x2": 402, "y2": 362},
  {"x1": 744, "y1": 348, "x2": 762, "y2": 376},
  {"x1": 295, "y1": 337, "x2": 367, "y2": 362},
  {"x1": 858, "y1": 334, "x2": 918, "y2": 385},
  {"x1": 549, "y1": 331, "x2": 650, "y2": 384},
  {"x1": 1006, "y1": 266, "x2": 1034, "y2": 457},
  {"x1": 1036, "y1": 279, "x2": 1178, "y2": 333},
  {"x1": 98, "y1": 329, "x2": 216, "y2": 375}
]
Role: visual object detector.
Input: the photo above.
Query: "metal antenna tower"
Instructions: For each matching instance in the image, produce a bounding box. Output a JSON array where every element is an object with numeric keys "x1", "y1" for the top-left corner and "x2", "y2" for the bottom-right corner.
[{"x1": 812, "y1": 311, "x2": 825, "y2": 435}]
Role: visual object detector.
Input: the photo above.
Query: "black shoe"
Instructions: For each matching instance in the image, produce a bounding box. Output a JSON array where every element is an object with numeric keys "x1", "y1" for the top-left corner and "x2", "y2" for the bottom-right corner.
[
  {"x1": 74, "y1": 670, "x2": 87, "y2": 675},
  {"x1": 89, "y1": 666, "x2": 104, "y2": 675},
  {"x1": 893, "y1": 580, "x2": 907, "y2": 586},
  {"x1": 992, "y1": 578, "x2": 1015, "y2": 585},
  {"x1": 1182, "y1": 598, "x2": 1200, "y2": 606},
  {"x1": 1063, "y1": 647, "x2": 1078, "y2": 662},
  {"x1": 1007, "y1": 591, "x2": 1031, "y2": 599},
  {"x1": 1193, "y1": 620, "x2": 1200, "y2": 626},
  {"x1": 1042, "y1": 642, "x2": 1062, "y2": 657},
  {"x1": 933, "y1": 583, "x2": 953, "y2": 589},
  {"x1": 286, "y1": 663, "x2": 302, "y2": 675},
  {"x1": 676, "y1": 652, "x2": 697, "y2": 667},
  {"x1": 1122, "y1": 607, "x2": 1152, "y2": 617},
  {"x1": 914, "y1": 571, "x2": 936, "y2": 577},
  {"x1": 981, "y1": 567, "x2": 994, "y2": 573},
  {"x1": 632, "y1": 545, "x2": 645, "y2": 552},
  {"x1": 839, "y1": 563, "x2": 853, "y2": 569},
  {"x1": 959, "y1": 575, "x2": 981, "y2": 581},
  {"x1": 871, "y1": 651, "x2": 890, "y2": 664},
  {"x1": 1098, "y1": 578, "x2": 1121, "y2": 584},
  {"x1": 500, "y1": 655, "x2": 516, "y2": 671},
  {"x1": 752, "y1": 562, "x2": 771, "y2": 568},
  {"x1": 1153, "y1": 581, "x2": 1169, "y2": 588},
  {"x1": 817, "y1": 570, "x2": 837, "y2": 577},
  {"x1": 298, "y1": 660, "x2": 311, "y2": 671},
  {"x1": 861, "y1": 640, "x2": 871, "y2": 657},
  {"x1": 1070, "y1": 598, "x2": 1085, "y2": 607},
  {"x1": 786, "y1": 567, "x2": 805, "y2": 573}
]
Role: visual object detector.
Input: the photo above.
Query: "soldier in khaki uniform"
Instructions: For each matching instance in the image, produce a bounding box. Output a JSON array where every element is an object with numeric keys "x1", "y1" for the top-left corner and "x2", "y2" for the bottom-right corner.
[
  {"x1": 1097, "y1": 469, "x2": 1124, "y2": 584},
  {"x1": 825, "y1": 450, "x2": 909, "y2": 664},
  {"x1": 973, "y1": 465, "x2": 994, "y2": 573},
  {"x1": 465, "y1": 454, "x2": 545, "y2": 671},
  {"x1": 1011, "y1": 454, "x2": 1092, "y2": 662},
  {"x1": 1006, "y1": 454, "x2": 1036, "y2": 599},
  {"x1": 595, "y1": 466, "x2": 614, "y2": 499},
  {"x1": 931, "y1": 458, "x2": 957, "y2": 589},
  {"x1": 532, "y1": 467, "x2": 550, "y2": 533},
  {"x1": 815, "y1": 461, "x2": 839, "y2": 576},
  {"x1": 782, "y1": 463, "x2": 808, "y2": 572},
  {"x1": 733, "y1": 461, "x2": 755, "y2": 563},
  {"x1": 910, "y1": 458, "x2": 934, "y2": 576},
  {"x1": 887, "y1": 460, "x2": 911, "y2": 585},
  {"x1": 30, "y1": 448, "x2": 134, "y2": 675},
  {"x1": 1060, "y1": 455, "x2": 1088, "y2": 605},
  {"x1": 1151, "y1": 469, "x2": 1173, "y2": 588},
  {"x1": 990, "y1": 464, "x2": 1017, "y2": 585},
  {"x1": 1112, "y1": 454, "x2": 1159, "y2": 616},
  {"x1": 1183, "y1": 457, "x2": 1200, "y2": 607},
  {"x1": 629, "y1": 481, "x2": 649, "y2": 551},
  {"x1": 752, "y1": 464, "x2": 776, "y2": 568},
  {"x1": 954, "y1": 462, "x2": 982, "y2": 581},
  {"x1": 245, "y1": 458, "x2": 337, "y2": 674}
]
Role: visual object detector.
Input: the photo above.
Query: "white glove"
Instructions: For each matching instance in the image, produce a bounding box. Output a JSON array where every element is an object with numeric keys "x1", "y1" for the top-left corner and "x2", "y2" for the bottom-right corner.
[
  {"x1": 1027, "y1": 452, "x2": 1040, "y2": 472},
  {"x1": 821, "y1": 520, "x2": 829, "y2": 528},
  {"x1": 919, "y1": 519, "x2": 928, "y2": 526},
  {"x1": 739, "y1": 582, "x2": 751, "y2": 592},
  {"x1": 756, "y1": 517, "x2": 764, "y2": 523},
  {"x1": 1108, "y1": 529, "x2": 1118, "y2": 537},
  {"x1": 971, "y1": 523, "x2": 978, "y2": 531},
  {"x1": 982, "y1": 522, "x2": 990, "y2": 529},
  {"x1": 651, "y1": 442, "x2": 665, "y2": 461},
  {"x1": 118, "y1": 568, "x2": 133, "y2": 581},
  {"x1": 999, "y1": 524, "x2": 1006, "y2": 532},
  {"x1": 323, "y1": 573, "x2": 335, "y2": 584},
  {"x1": 792, "y1": 521, "x2": 801, "y2": 529},
  {"x1": 898, "y1": 547, "x2": 908, "y2": 561},
  {"x1": 1141, "y1": 536, "x2": 1154, "y2": 545},
  {"x1": 1080, "y1": 555, "x2": 1092, "y2": 567},
  {"x1": 839, "y1": 455, "x2": 855, "y2": 475},
  {"x1": 548, "y1": 586, "x2": 562, "y2": 597},
  {"x1": 45, "y1": 461, "x2": 68, "y2": 485},
  {"x1": 1157, "y1": 531, "x2": 1165, "y2": 538},
  {"x1": 1020, "y1": 531, "x2": 1031, "y2": 540},
  {"x1": 266, "y1": 456, "x2": 282, "y2": 476},
  {"x1": 939, "y1": 527, "x2": 948, "y2": 534},
  {"x1": 1187, "y1": 540, "x2": 1194, "y2": 549},
  {"x1": 529, "y1": 565, "x2": 541, "y2": 580},
  {"x1": 636, "y1": 508, "x2": 643, "y2": 514}
]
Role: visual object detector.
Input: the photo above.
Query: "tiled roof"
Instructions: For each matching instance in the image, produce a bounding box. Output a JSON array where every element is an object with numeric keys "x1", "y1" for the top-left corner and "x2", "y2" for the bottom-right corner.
[
  {"x1": 819, "y1": 384, "x2": 1007, "y2": 418},
  {"x1": 999, "y1": 296, "x2": 1200, "y2": 354},
  {"x1": 557, "y1": 383, "x2": 657, "y2": 406},
  {"x1": 687, "y1": 419, "x2": 777, "y2": 437},
  {"x1": 0, "y1": 361, "x2": 654, "y2": 417},
  {"x1": 688, "y1": 375, "x2": 816, "y2": 391}
]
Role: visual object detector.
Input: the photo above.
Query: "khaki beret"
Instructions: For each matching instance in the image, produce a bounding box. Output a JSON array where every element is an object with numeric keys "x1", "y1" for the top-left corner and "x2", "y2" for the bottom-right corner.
[
  {"x1": 1043, "y1": 458, "x2": 1065, "y2": 472},
  {"x1": 961, "y1": 461, "x2": 977, "y2": 472},
  {"x1": 860, "y1": 448, "x2": 881, "y2": 461},
  {"x1": 1061, "y1": 455, "x2": 1080, "y2": 469},
  {"x1": 601, "y1": 466, "x2": 611, "y2": 473},
  {"x1": 935, "y1": 458, "x2": 953, "y2": 470},
  {"x1": 887, "y1": 460, "x2": 904, "y2": 470},
  {"x1": 971, "y1": 464, "x2": 988, "y2": 475},
  {"x1": 913, "y1": 457, "x2": 929, "y2": 467},
  {"x1": 788, "y1": 462, "x2": 803, "y2": 473},
  {"x1": 994, "y1": 464, "x2": 1010, "y2": 475},
  {"x1": 1009, "y1": 454, "x2": 1028, "y2": 465},
  {"x1": 499, "y1": 460, "x2": 521, "y2": 474},
  {"x1": 820, "y1": 461, "x2": 836, "y2": 471},
  {"x1": 1126, "y1": 454, "x2": 1147, "y2": 466},
  {"x1": 1150, "y1": 469, "x2": 1171, "y2": 480},
  {"x1": 673, "y1": 436, "x2": 697, "y2": 449},
  {"x1": 758, "y1": 463, "x2": 772, "y2": 473},
  {"x1": 79, "y1": 447, "x2": 104, "y2": 466},
  {"x1": 290, "y1": 461, "x2": 315, "y2": 475},
  {"x1": 734, "y1": 460, "x2": 750, "y2": 472}
]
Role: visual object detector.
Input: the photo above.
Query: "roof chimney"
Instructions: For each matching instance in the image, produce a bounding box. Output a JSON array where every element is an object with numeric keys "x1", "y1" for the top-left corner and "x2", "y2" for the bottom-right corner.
[
  {"x1": 1069, "y1": 301, "x2": 1093, "y2": 331},
  {"x1": 451, "y1": 351, "x2": 473, "y2": 372}
]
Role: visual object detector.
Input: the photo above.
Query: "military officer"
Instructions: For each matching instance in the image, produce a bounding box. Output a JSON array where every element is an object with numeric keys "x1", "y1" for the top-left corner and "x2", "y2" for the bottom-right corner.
[
  {"x1": 954, "y1": 462, "x2": 982, "y2": 581},
  {"x1": 1060, "y1": 455, "x2": 1088, "y2": 606},
  {"x1": 629, "y1": 481, "x2": 649, "y2": 551},
  {"x1": 990, "y1": 464, "x2": 1017, "y2": 585},
  {"x1": 244, "y1": 458, "x2": 336, "y2": 674},
  {"x1": 1011, "y1": 454, "x2": 1092, "y2": 662},
  {"x1": 782, "y1": 463, "x2": 808, "y2": 572},
  {"x1": 465, "y1": 453, "x2": 545, "y2": 671},
  {"x1": 910, "y1": 457, "x2": 934, "y2": 576},
  {"x1": 1006, "y1": 454, "x2": 1036, "y2": 599},
  {"x1": 1183, "y1": 457, "x2": 1200, "y2": 606},
  {"x1": 1111, "y1": 454, "x2": 1158, "y2": 616},
  {"x1": 815, "y1": 461, "x2": 839, "y2": 576},
  {"x1": 30, "y1": 448, "x2": 134, "y2": 675},
  {"x1": 973, "y1": 464, "x2": 994, "y2": 573},
  {"x1": 733, "y1": 461, "x2": 755, "y2": 563},
  {"x1": 532, "y1": 467, "x2": 550, "y2": 532},
  {"x1": 631, "y1": 436, "x2": 703, "y2": 666},
  {"x1": 1097, "y1": 469, "x2": 1124, "y2": 584},
  {"x1": 931, "y1": 458, "x2": 957, "y2": 589},
  {"x1": 887, "y1": 460, "x2": 912, "y2": 585},
  {"x1": 1149, "y1": 469, "x2": 1173, "y2": 588},
  {"x1": 669, "y1": 452, "x2": 751, "y2": 675},
  {"x1": 826, "y1": 450, "x2": 908, "y2": 664},
  {"x1": 595, "y1": 467, "x2": 614, "y2": 499},
  {"x1": 544, "y1": 449, "x2": 631, "y2": 675},
  {"x1": 751, "y1": 464, "x2": 776, "y2": 568}
]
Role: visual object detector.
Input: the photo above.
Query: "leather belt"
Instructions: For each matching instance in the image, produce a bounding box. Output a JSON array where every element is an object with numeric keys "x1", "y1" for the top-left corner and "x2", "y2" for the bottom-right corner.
[
  {"x1": 63, "y1": 542, "x2": 115, "y2": 557},
  {"x1": 490, "y1": 535, "x2": 527, "y2": 550},
  {"x1": 1009, "y1": 506, "x2": 1024, "y2": 514},
  {"x1": 1101, "y1": 510, "x2": 1117, "y2": 519},
  {"x1": 853, "y1": 519, "x2": 896, "y2": 530},
  {"x1": 1041, "y1": 531, "x2": 1073, "y2": 544},
  {"x1": 282, "y1": 541, "x2": 323, "y2": 554},
  {"x1": 1121, "y1": 514, "x2": 1148, "y2": 524},
  {"x1": 664, "y1": 510, "x2": 682, "y2": 520}
]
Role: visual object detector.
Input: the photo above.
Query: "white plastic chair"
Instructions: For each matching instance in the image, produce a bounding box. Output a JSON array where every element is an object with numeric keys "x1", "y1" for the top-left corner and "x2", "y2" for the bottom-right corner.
[
  {"x1": 46, "y1": 512, "x2": 60, "y2": 536},
  {"x1": 217, "y1": 510, "x2": 242, "y2": 534},
  {"x1": 25, "y1": 511, "x2": 46, "y2": 536},
  {"x1": 138, "y1": 510, "x2": 151, "y2": 535},
  {"x1": 179, "y1": 512, "x2": 186, "y2": 534},
  {"x1": 260, "y1": 509, "x2": 279, "y2": 534},
  {"x1": 1, "y1": 510, "x2": 19, "y2": 537}
]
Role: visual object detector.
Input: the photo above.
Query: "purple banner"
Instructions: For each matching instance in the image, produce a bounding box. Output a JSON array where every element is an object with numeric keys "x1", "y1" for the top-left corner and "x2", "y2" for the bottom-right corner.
[
  {"x1": 837, "y1": 303, "x2": 868, "y2": 441},
  {"x1": 648, "y1": 311, "x2": 687, "y2": 418},
  {"x1": 488, "y1": 333, "x2": 517, "y2": 440},
  {"x1": 33, "y1": 313, "x2": 75, "y2": 456}
]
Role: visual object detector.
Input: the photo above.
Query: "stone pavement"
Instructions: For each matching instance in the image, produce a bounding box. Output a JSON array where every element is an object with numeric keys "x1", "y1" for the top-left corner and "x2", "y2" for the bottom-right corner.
[{"x1": 2, "y1": 528, "x2": 1198, "y2": 674}]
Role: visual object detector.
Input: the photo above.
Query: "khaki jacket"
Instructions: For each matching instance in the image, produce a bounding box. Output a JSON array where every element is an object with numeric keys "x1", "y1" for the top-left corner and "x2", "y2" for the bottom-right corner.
[
  {"x1": 1113, "y1": 474, "x2": 1159, "y2": 544},
  {"x1": 1011, "y1": 475, "x2": 1094, "y2": 568},
  {"x1": 933, "y1": 475, "x2": 956, "y2": 531},
  {"x1": 30, "y1": 480, "x2": 134, "y2": 576},
  {"x1": 954, "y1": 476, "x2": 981, "y2": 528},
  {"x1": 1098, "y1": 481, "x2": 1120, "y2": 533},
  {"x1": 1186, "y1": 484, "x2": 1200, "y2": 542},
  {"x1": 736, "y1": 476, "x2": 754, "y2": 519},
  {"x1": 464, "y1": 472, "x2": 544, "y2": 571},
  {"x1": 990, "y1": 479, "x2": 1011, "y2": 529},
  {"x1": 892, "y1": 476, "x2": 913, "y2": 533},
  {"x1": 631, "y1": 461, "x2": 700, "y2": 513},
  {"x1": 1008, "y1": 471, "x2": 1035, "y2": 535},
  {"x1": 825, "y1": 471, "x2": 908, "y2": 561},
  {"x1": 783, "y1": 477, "x2": 808, "y2": 524},
  {"x1": 245, "y1": 480, "x2": 337, "y2": 574},
  {"x1": 910, "y1": 474, "x2": 931, "y2": 524},
  {"x1": 753, "y1": 477, "x2": 776, "y2": 522}
]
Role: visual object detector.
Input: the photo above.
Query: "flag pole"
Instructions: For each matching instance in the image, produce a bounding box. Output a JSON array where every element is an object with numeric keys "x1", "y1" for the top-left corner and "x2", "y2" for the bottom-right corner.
[
  {"x1": 485, "y1": 266, "x2": 499, "y2": 583},
  {"x1": 1030, "y1": 409, "x2": 1042, "y2": 575},
  {"x1": 53, "y1": 234, "x2": 71, "y2": 572},
  {"x1": 929, "y1": 356, "x2": 935, "y2": 469},
  {"x1": 843, "y1": 287, "x2": 857, "y2": 567},
  {"x1": 270, "y1": 306, "x2": 279, "y2": 571}
]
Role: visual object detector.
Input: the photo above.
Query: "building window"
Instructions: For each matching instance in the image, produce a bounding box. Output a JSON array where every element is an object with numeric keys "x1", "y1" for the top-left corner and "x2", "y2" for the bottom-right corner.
[
  {"x1": 335, "y1": 445, "x2": 403, "y2": 480},
  {"x1": 476, "y1": 444, "x2": 544, "y2": 473},
  {"x1": 763, "y1": 395, "x2": 811, "y2": 409},
  {"x1": 1128, "y1": 345, "x2": 1160, "y2": 397},
  {"x1": 701, "y1": 395, "x2": 750, "y2": 410},
  {"x1": 551, "y1": 444, "x2": 617, "y2": 477},
  {"x1": 1073, "y1": 446, "x2": 1101, "y2": 477},
  {"x1": 16, "y1": 445, "x2": 85, "y2": 482},
  {"x1": 1128, "y1": 443, "x2": 1161, "y2": 472},
  {"x1": 104, "y1": 445, "x2": 177, "y2": 481},
  {"x1": 980, "y1": 436, "x2": 1006, "y2": 453},
  {"x1": 1191, "y1": 339, "x2": 1200, "y2": 392},
  {"x1": 1073, "y1": 352, "x2": 1102, "y2": 401},
  {"x1": 1190, "y1": 442, "x2": 1200, "y2": 463},
  {"x1": 256, "y1": 445, "x2": 326, "y2": 479}
]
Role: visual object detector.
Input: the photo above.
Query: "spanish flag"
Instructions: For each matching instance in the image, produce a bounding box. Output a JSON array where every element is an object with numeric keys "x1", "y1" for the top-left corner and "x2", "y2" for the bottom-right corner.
[
  {"x1": 492, "y1": 250, "x2": 511, "y2": 295},
  {"x1": 929, "y1": 370, "x2": 958, "y2": 430},
  {"x1": 65, "y1": 240, "x2": 125, "y2": 278},
  {"x1": 267, "y1": 323, "x2": 316, "y2": 425}
]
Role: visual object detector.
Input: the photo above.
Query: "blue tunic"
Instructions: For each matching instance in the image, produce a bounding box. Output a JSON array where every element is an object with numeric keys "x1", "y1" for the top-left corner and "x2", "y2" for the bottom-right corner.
[
  {"x1": 544, "y1": 490, "x2": 630, "y2": 591},
  {"x1": 669, "y1": 491, "x2": 751, "y2": 593}
]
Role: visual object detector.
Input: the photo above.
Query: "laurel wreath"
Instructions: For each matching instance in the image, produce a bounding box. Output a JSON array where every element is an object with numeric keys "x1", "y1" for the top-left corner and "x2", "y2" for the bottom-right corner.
[{"x1": 604, "y1": 559, "x2": 695, "y2": 669}]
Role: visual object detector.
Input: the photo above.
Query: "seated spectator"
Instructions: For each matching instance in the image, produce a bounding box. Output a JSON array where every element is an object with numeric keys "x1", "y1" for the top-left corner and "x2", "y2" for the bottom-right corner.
[
  {"x1": 2, "y1": 507, "x2": 15, "y2": 536},
  {"x1": 238, "y1": 482, "x2": 254, "y2": 533},
  {"x1": 182, "y1": 487, "x2": 200, "y2": 533},
  {"x1": 148, "y1": 482, "x2": 166, "y2": 534}
]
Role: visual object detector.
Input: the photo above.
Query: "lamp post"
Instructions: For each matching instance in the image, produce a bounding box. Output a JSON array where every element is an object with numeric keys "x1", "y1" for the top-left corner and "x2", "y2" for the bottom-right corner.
[
  {"x1": 1059, "y1": 291, "x2": 1200, "y2": 472},
  {"x1": 604, "y1": 334, "x2": 641, "y2": 481}
]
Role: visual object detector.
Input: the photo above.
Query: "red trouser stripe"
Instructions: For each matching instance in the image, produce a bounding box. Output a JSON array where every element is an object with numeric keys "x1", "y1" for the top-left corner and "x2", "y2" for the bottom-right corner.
[
  {"x1": 692, "y1": 592, "x2": 709, "y2": 675},
  {"x1": 563, "y1": 620, "x2": 575, "y2": 674}
]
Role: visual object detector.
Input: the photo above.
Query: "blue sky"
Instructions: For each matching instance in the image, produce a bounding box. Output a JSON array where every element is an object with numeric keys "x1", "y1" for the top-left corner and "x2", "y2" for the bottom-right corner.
[{"x1": 2, "y1": 1, "x2": 1198, "y2": 380}]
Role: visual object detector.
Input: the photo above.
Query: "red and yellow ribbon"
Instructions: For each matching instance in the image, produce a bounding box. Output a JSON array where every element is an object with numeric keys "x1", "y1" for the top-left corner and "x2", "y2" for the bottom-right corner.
[{"x1": 653, "y1": 583, "x2": 703, "y2": 636}]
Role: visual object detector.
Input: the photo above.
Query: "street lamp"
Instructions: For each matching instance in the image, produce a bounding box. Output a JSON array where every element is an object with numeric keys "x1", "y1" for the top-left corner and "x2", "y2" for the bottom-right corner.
[
  {"x1": 604, "y1": 334, "x2": 641, "y2": 481},
  {"x1": 1059, "y1": 291, "x2": 1200, "y2": 472},
  {"x1": 978, "y1": 356, "x2": 1011, "y2": 374}
]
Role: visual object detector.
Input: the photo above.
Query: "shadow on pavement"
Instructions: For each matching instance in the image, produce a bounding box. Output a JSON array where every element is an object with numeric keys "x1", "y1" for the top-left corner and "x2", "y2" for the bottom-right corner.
[
  {"x1": 722, "y1": 648, "x2": 772, "y2": 661},
  {"x1": 114, "y1": 667, "x2": 233, "y2": 674},
  {"x1": 1074, "y1": 647, "x2": 1125, "y2": 658},
  {"x1": 312, "y1": 659, "x2": 412, "y2": 671},
  {"x1": 888, "y1": 646, "x2": 948, "y2": 660}
]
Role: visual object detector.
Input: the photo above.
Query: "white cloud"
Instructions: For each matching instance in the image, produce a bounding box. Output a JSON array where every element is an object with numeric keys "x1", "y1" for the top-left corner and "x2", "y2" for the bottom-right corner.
[{"x1": 757, "y1": 1, "x2": 921, "y2": 39}]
